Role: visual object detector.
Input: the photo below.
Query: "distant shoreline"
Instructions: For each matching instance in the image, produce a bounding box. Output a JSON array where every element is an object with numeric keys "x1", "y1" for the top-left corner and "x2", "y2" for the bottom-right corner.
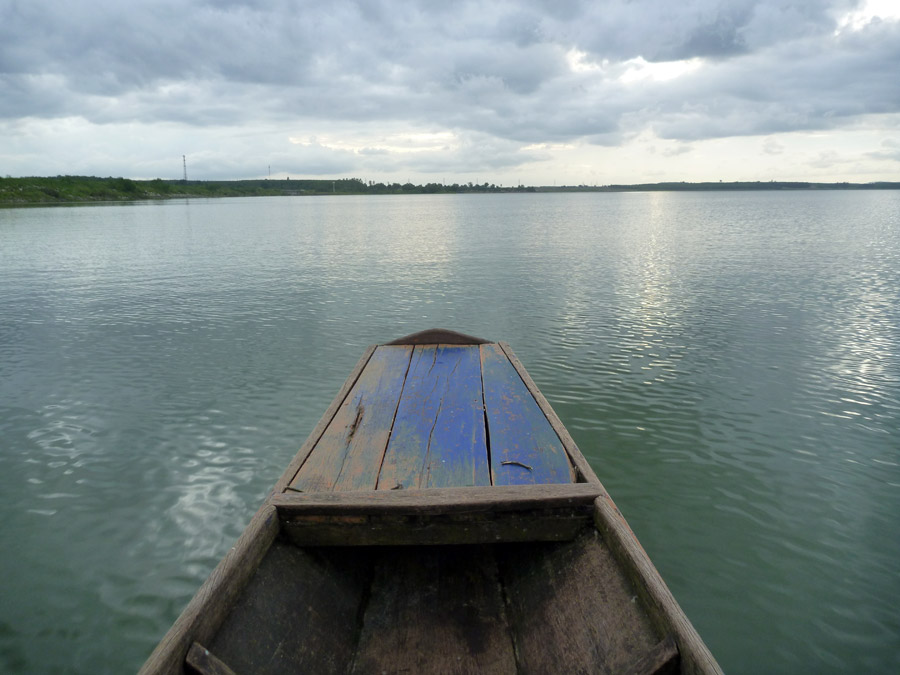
[{"x1": 2, "y1": 175, "x2": 898, "y2": 205}]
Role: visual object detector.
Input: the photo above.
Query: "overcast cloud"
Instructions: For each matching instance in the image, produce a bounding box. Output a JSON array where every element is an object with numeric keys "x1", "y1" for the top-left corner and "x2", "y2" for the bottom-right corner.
[{"x1": 1, "y1": 0, "x2": 898, "y2": 183}]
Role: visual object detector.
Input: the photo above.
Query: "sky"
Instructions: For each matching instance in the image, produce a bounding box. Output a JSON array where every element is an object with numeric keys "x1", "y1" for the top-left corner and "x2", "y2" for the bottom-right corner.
[{"x1": 2, "y1": 0, "x2": 899, "y2": 185}]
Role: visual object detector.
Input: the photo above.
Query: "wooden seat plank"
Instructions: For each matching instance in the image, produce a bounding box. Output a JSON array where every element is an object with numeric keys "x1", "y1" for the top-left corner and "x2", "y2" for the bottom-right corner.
[
  {"x1": 273, "y1": 483, "x2": 602, "y2": 515},
  {"x1": 378, "y1": 344, "x2": 489, "y2": 490},
  {"x1": 290, "y1": 345, "x2": 412, "y2": 492},
  {"x1": 274, "y1": 484, "x2": 600, "y2": 546},
  {"x1": 480, "y1": 343, "x2": 574, "y2": 485}
]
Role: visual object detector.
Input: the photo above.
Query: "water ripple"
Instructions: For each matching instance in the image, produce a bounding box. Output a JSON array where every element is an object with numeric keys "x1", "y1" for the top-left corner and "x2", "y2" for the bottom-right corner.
[{"x1": 1, "y1": 192, "x2": 899, "y2": 672}]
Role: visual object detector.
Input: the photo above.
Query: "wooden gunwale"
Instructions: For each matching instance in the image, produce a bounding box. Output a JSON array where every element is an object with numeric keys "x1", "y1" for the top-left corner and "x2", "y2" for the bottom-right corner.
[
  {"x1": 593, "y1": 495, "x2": 722, "y2": 675},
  {"x1": 138, "y1": 505, "x2": 279, "y2": 675},
  {"x1": 498, "y1": 341, "x2": 601, "y2": 486},
  {"x1": 272, "y1": 344, "x2": 377, "y2": 494}
]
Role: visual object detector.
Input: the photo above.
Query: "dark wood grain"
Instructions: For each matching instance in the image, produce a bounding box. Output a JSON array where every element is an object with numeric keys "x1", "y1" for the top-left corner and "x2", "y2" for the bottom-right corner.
[
  {"x1": 208, "y1": 541, "x2": 372, "y2": 675},
  {"x1": 498, "y1": 529, "x2": 661, "y2": 674},
  {"x1": 280, "y1": 509, "x2": 593, "y2": 546},
  {"x1": 290, "y1": 345, "x2": 412, "y2": 492},
  {"x1": 275, "y1": 484, "x2": 599, "y2": 546},
  {"x1": 351, "y1": 546, "x2": 517, "y2": 674},
  {"x1": 480, "y1": 343, "x2": 574, "y2": 485},
  {"x1": 378, "y1": 344, "x2": 489, "y2": 489}
]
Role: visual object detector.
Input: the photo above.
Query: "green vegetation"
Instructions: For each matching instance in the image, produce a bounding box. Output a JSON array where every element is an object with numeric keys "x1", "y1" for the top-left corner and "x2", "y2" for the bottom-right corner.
[
  {"x1": 537, "y1": 181, "x2": 900, "y2": 192},
  {"x1": 0, "y1": 176, "x2": 536, "y2": 204},
  {"x1": 0, "y1": 175, "x2": 287, "y2": 204},
  {"x1": 228, "y1": 178, "x2": 535, "y2": 196},
  {"x1": 1, "y1": 175, "x2": 897, "y2": 205}
]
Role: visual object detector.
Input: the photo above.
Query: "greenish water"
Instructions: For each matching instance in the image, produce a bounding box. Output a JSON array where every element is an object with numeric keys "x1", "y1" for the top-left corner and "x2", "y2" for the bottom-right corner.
[{"x1": 1, "y1": 192, "x2": 898, "y2": 673}]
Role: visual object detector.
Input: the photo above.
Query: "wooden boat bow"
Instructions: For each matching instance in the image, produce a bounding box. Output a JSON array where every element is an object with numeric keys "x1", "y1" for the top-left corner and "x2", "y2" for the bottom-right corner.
[{"x1": 140, "y1": 330, "x2": 721, "y2": 675}]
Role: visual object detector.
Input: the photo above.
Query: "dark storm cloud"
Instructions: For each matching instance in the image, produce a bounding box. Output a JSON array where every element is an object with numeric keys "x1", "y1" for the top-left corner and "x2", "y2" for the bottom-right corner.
[
  {"x1": 556, "y1": 0, "x2": 855, "y2": 61},
  {"x1": 1, "y1": 0, "x2": 898, "y2": 158}
]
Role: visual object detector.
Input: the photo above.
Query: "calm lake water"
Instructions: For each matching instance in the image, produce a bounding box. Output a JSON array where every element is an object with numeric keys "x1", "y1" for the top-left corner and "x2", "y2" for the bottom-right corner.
[{"x1": 1, "y1": 192, "x2": 899, "y2": 673}]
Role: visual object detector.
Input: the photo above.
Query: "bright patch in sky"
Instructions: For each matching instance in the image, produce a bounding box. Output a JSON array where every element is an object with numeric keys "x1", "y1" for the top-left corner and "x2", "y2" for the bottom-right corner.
[
  {"x1": 566, "y1": 48, "x2": 606, "y2": 74},
  {"x1": 836, "y1": 0, "x2": 900, "y2": 32},
  {"x1": 618, "y1": 57, "x2": 703, "y2": 84},
  {"x1": 565, "y1": 50, "x2": 702, "y2": 84},
  {"x1": 291, "y1": 131, "x2": 459, "y2": 155}
]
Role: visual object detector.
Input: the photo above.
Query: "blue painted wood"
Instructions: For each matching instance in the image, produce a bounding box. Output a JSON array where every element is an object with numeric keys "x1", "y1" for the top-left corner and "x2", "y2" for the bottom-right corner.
[
  {"x1": 378, "y1": 345, "x2": 489, "y2": 489},
  {"x1": 291, "y1": 345, "x2": 412, "y2": 492},
  {"x1": 481, "y1": 343, "x2": 574, "y2": 485}
]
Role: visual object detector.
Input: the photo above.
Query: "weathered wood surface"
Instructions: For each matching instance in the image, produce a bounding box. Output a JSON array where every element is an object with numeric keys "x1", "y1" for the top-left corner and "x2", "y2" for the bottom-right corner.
[
  {"x1": 499, "y1": 342, "x2": 601, "y2": 485},
  {"x1": 285, "y1": 341, "x2": 582, "y2": 493},
  {"x1": 593, "y1": 496, "x2": 723, "y2": 675},
  {"x1": 138, "y1": 505, "x2": 279, "y2": 675},
  {"x1": 280, "y1": 510, "x2": 593, "y2": 546},
  {"x1": 274, "y1": 345, "x2": 377, "y2": 494},
  {"x1": 208, "y1": 541, "x2": 371, "y2": 675},
  {"x1": 497, "y1": 529, "x2": 661, "y2": 674},
  {"x1": 378, "y1": 345, "x2": 489, "y2": 489},
  {"x1": 273, "y1": 483, "x2": 601, "y2": 514},
  {"x1": 481, "y1": 343, "x2": 575, "y2": 485},
  {"x1": 351, "y1": 546, "x2": 517, "y2": 674},
  {"x1": 290, "y1": 345, "x2": 412, "y2": 492},
  {"x1": 185, "y1": 643, "x2": 238, "y2": 675},
  {"x1": 277, "y1": 476, "x2": 599, "y2": 546}
]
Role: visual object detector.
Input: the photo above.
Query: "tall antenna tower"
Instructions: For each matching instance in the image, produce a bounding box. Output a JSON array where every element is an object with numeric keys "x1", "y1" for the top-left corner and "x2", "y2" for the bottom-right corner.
[{"x1": 183, "y1": 155, "x2": 187, "y2": 182}]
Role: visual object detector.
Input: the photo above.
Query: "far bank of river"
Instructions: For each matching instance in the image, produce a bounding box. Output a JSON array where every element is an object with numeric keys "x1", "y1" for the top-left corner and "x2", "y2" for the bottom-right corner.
[{"x1": 2, "y1": 175, "x2": 898, "y2": 205}]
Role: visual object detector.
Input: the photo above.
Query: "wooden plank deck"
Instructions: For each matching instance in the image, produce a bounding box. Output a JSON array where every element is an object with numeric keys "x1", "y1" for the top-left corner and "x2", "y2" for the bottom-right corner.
[
  {"x1": 290, "y1": 345, "x2": 412, "y2": 493},
  {"x1": 481, "y1": 343, "x2": 574, "y2": 485},
  {"x1": 378, "y1": 344, "x2": 489, "y2": 489},
  {"x1": 286, "y1": 342, "x2": 578, "y2": 495}
]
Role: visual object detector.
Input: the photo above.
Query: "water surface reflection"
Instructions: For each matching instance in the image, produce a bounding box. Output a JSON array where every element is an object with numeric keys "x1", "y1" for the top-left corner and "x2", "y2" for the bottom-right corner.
[{"x1": 1, "y1": 192, "x2": 898, "y2": 673}]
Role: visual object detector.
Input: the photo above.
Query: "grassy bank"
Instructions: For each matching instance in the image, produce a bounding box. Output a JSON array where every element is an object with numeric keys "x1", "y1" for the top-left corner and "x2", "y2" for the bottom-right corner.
[
  {"x1": 0, "y1": 176, "x2": 287, "y2": 204},
  {"x1": 2, "y1": 175, "x2": 897, "y2": 205},
  {"x1": 0, "y1": 176, "x2": 531, "y2": 205}
]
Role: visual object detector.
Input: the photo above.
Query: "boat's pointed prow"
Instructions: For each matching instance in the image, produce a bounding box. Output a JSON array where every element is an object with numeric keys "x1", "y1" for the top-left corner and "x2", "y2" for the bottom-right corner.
[{"x1": 385, "y1": 328, "x2": 490, "y2": 345}]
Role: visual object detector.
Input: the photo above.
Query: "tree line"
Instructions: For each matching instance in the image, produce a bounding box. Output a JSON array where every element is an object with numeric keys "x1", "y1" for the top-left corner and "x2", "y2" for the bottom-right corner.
[{"x1": 1, "y1": 175, "x2": 895, "y2": 205}]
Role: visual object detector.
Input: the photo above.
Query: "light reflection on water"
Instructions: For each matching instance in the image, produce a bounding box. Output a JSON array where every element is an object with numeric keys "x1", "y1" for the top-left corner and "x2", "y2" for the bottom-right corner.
[{"x1": 1, "y1": 192, "x2": 899, "y2": 673}]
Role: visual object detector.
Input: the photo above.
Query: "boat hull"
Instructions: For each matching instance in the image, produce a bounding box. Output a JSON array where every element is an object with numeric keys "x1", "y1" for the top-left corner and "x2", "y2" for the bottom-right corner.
[{"x1": 140, "y1": 330, "x2": 721, "y2": 674}]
